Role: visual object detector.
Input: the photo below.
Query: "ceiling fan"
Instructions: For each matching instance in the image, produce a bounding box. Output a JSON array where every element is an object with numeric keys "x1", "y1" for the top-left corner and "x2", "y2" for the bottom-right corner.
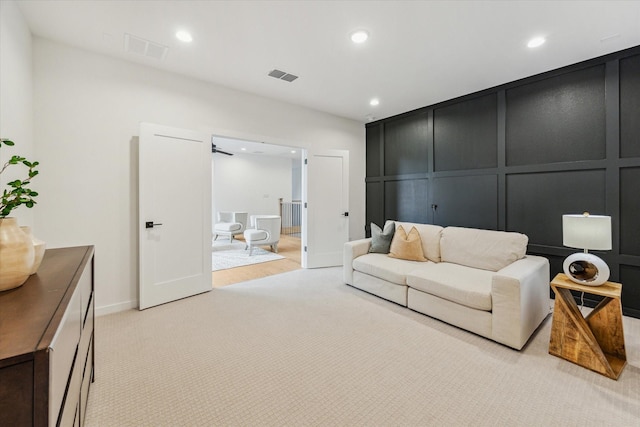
[{"x1": 211, "y1": 143, "x2": 233, "y2": 156}]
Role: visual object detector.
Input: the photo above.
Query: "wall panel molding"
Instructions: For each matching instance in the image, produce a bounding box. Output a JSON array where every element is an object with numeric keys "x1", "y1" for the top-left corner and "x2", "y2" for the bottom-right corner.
[
  {"x1": 433, "y1": 93, "x2": 497, "y2": 171},
  {"x1": 365, "y1": 45, "x2": 640, "y2": 318},
  {"x1": 620, "y1": 54, "x2": 640, "y2": 158}
]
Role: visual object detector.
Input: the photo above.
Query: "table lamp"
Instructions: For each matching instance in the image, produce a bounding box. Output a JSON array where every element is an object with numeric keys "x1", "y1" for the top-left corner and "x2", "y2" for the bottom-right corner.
[{"x1": 562, "y1": 212, "x2": 612, "y2": 286}]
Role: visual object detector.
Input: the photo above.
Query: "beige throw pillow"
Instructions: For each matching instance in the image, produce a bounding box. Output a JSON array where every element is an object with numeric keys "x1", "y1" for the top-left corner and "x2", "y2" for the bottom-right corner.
[
  {"x1": 394, "y1": 221, "x2": 443, "y2": 262},
  {"x1": 389, "y1": 225, "x2": 427, "y2": 262}
]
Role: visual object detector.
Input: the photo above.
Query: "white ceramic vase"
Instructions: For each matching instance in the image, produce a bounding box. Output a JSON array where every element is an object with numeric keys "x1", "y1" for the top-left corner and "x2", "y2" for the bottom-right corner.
[
  {"x1": 0, "y1": 218, "x2": 35, "y2": 291},
  {"x1": 20, "y1": 226, "x2": 46, "y2": 275},
  {"x1": 563, "y1": 251, "x2": 610, "y2": 286}
]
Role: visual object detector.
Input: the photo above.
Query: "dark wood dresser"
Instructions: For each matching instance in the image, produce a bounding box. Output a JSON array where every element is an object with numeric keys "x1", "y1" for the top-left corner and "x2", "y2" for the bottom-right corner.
[{"x1": 0, "y1": 246, "x2": 95, "y2": 426}]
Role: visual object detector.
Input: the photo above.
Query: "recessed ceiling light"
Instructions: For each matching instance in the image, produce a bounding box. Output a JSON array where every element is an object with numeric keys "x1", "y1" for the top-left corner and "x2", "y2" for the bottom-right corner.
[
  {"x1": 527, "y1": 37, "x2": 545, "y2": 48},
  {"x1": 369, "y1": 98, "x2": 380, "y2": 106},
  {"x1": 241, "y1": 148, "x2": 246, "y2": 151},
  {"x1": 176, "y1": 30, "x2": 193, "y2": 43},
  {"x1": 351, "y1": 30, "x2": 369, "y2": 44},
  {"x1": 291, "y1": 150, "x2": 296, "y2": 154}
]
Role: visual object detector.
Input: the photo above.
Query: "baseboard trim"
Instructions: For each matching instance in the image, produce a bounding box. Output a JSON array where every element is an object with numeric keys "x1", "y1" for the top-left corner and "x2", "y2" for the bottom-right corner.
[
  {"x1": 96, "y1": 300, "x2": 137, "y2": 317},
  {"x1": 623, "y1": 306, "x2": 640, "y2": 318}
]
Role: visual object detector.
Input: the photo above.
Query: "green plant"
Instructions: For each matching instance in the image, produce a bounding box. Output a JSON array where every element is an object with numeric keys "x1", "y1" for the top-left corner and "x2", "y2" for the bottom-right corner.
[{"x1": 0, "y1": 138, "x2": 39, "y2": 218}]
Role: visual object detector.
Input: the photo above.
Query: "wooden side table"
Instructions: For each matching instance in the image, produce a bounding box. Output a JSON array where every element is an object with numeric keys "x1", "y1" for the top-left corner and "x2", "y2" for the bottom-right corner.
[{"x1": 549, "y1": 273, "x2": 627, "y2": 379}]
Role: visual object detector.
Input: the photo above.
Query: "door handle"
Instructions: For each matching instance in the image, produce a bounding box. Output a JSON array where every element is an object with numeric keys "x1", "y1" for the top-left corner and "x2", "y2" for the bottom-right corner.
[
  {"x1": 342, "y1": 212, "x2": 349, "y2": 217},
  {"x1": 145, "y1": 221, "x2": 163, "y2": 229}
]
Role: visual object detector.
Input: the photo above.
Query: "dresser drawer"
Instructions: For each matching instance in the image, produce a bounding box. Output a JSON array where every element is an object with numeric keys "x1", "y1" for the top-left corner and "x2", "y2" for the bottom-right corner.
[
  {"x1": 49, "y1": 286, "x2": 82, "y2": 425},
  {"x1": 80, "y1": 337, "x2": 94, "y2": 426},
  {"x1": 58, "y1": 348, "x2": 82, "y2": 427},
  {"x1": 58, "y1": 399, "x2": 79, "y2": 427},
  {"x1": 79, "y1": 264, "x2": 93, "y2": 324},
  {"x1": 78, "y1": 295, "x2": 94, "y2": 387}
]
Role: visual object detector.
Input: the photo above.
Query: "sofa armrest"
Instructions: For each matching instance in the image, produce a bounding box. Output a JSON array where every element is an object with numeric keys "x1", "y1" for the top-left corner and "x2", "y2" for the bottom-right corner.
[
  {"x1": 491, "y1": 255, "x2": 550, "y2": 350},
  {"x1": 343, "y1": 238, "x2": 372, "y2": 284}
]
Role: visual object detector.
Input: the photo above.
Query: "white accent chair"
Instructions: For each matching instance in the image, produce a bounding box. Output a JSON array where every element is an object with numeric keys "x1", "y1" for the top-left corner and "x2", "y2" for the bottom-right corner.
[
  {"x1": 213, "y1": 212, "x2": 248, "y2": 242},
  {"x1": 244, "y1": 215, "x2": 281, "y2": 256}
]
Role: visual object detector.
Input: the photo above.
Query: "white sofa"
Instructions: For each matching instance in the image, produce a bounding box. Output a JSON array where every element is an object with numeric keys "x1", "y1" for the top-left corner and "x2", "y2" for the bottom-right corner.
[{"x1": 343, "y1": 221, "x2": 550, "y2": 350}]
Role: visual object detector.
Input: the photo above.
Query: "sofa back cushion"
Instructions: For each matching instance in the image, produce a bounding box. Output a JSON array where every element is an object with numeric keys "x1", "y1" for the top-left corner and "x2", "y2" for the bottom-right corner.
[
  {"x1": 393, "y1": 221, "x2": 443, "y2": 262},
  {"x1": 389, "y1": 225, "x2": 428, "y2": 261},
  {"x1": 440, "y1": 226, "x2": 528, "y2": 272}
]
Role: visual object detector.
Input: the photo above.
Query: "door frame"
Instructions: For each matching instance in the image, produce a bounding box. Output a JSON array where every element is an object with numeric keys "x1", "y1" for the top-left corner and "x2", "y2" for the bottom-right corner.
[{"x1": 210, "y1": 131, "x2": 350, "y2": 269}]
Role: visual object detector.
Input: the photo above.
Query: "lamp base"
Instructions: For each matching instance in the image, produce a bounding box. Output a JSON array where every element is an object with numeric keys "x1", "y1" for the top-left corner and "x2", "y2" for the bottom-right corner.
[{"x1": 563, "y1": 252, "x2": 610, "y2": 286}]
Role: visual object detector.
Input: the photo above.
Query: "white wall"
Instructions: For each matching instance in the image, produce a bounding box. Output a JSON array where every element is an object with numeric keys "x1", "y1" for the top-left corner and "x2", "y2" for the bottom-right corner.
[
  {"x1": 213, "y1": 153, "x2": 292, "y2": 220},
  {"x1": 30, "y1": 38, "x2": 365, "y2": 314},
  {"x1": 0, "y1": 1, "x2": 34, "y2": 228}
]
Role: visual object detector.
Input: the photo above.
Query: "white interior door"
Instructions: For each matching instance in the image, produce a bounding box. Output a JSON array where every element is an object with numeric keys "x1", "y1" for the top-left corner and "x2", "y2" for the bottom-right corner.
[
  {"x1": 302, "y1": 149, "x2": 349, "y2": 268},
  {"x1": 139, "y1": 123, "x2": 212, "y2": 310}
]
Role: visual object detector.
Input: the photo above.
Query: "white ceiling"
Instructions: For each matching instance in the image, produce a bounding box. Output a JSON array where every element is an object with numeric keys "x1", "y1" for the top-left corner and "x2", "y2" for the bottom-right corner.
[{"x1": 16, "y1": 0, "x2": 640, "y2": 123}]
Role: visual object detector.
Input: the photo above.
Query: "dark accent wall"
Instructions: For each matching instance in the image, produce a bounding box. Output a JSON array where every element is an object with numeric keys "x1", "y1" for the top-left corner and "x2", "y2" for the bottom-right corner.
[{"x1": 365, "y1": 46, "x2": 640, "y2": 318}]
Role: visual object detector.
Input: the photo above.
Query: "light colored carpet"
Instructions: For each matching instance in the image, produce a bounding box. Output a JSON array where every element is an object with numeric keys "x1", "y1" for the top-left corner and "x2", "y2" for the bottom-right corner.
[
  {"x1": 212, "y1": 241, "x2": 284, "y2": 271},
  {"x1": 85, "y1": 268, "x2": 640, "y2": 426}
]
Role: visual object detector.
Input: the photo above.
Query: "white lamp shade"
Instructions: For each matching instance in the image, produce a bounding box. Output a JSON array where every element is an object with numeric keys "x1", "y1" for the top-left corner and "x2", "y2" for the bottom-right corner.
[{"x1": 562, "y1": 214, "x2": 611, "y2": 250}]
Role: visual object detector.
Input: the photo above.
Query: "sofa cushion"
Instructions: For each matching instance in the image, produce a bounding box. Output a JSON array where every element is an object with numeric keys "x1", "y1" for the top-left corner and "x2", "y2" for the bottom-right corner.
[
  {"x1": 369, "y1": 221, "x2": 395, "y2": 254},
  {"x1": 395, "y1": 221, "x2": 443, "y2": 262},
  {"x1": 353, "y1": 253, "x2": 427, "y2": 285},
  {"x1": 440, "y1": 226, "x2": 528, "y2": 272},
  {"x1": 407, "y1": 262, "x2": 494, "y2": 311},
  {"x1": 244, "y1": 229, "x2": 268, "y2": 241},
  {"x1": 389, "y1": 225, "x2": 427, "y2": 262}
]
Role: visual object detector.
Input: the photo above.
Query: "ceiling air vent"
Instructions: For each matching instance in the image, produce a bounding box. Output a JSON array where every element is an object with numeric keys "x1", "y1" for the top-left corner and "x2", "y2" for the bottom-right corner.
[
  {"x1": 268, "y1": 69, "x2": 299, "y2": 83},
  {"x1": 124, "y1": 33, "x2": 168, "y2": 60}
]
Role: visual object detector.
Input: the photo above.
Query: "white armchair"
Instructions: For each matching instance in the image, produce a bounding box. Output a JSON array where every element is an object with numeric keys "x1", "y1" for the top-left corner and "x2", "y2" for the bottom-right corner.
[
  {"x1": 213, "y1": 212, "x2": 248, "y2": 242},
  {"x1": 244, "y1": 215, "x2": 281, "y2": 256}
]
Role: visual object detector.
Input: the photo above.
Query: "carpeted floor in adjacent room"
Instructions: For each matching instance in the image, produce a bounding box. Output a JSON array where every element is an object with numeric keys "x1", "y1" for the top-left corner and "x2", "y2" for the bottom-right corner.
[{"x1": 85, "y1": 267, "x2": 640, "y2": 426}]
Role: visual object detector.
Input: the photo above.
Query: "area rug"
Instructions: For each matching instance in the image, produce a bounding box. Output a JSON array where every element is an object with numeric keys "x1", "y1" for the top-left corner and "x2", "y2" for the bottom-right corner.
[{"x1": 212, "y1": 244, "x2": 284, "y2": 271}]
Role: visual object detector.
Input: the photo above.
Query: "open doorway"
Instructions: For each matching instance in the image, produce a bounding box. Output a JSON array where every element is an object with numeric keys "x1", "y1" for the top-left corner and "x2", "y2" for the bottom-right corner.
[{"x1": 211, "y1": 136, "x2": 303, "y2": 287}]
